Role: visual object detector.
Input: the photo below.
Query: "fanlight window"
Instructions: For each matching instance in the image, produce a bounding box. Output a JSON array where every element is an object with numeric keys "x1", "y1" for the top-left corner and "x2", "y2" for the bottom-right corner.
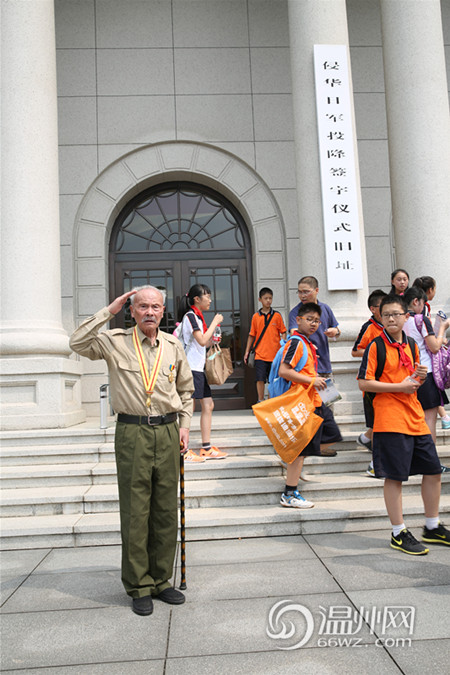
[{"x1": 115, "y1": 188, "x2": 245, "y2": 252}]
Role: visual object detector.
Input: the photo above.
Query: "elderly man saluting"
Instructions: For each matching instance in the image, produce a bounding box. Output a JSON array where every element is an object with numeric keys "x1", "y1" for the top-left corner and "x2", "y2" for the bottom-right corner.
[{"x1": 70, "y1": 286, "x2": 194, "y2": 616}]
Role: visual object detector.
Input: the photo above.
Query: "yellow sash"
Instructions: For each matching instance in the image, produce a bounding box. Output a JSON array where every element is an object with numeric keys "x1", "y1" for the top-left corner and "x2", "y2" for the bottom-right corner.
[{"x1": 132, "y1": 326, "x2": 164, "y2": 409}]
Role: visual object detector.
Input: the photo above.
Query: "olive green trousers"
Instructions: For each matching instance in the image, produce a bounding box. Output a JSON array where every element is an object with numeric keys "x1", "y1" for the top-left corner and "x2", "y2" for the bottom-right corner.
[{"x1": 114, "y1": 420, "x2": 180, "y2": 598}]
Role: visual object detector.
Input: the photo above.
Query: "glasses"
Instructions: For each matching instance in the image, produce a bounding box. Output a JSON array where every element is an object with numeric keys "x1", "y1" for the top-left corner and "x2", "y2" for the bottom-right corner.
[
  {"x1": 298, "y1": 290, "x2": 313, "y2": 296},
  {"x1": 381, "y1": 312, "x2": 406, "y2": 319},
  {"x1": 300, "y1": 317, "x2": 321, "y2": 325}
]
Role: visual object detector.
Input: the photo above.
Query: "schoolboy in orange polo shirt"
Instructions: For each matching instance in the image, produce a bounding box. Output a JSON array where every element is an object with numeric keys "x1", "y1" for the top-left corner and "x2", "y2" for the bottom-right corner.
[
  {"x1": 244, "y1": 287, "x2": 286, "y2": 402},
  {"x1": 358, "y1": 294, "x2": 449, "y2": 555},
  {"x1": 351, "y1": 289, "x2": 386, "y2": 465},
  {"x1": 277, "y1": 302, "x2": 342, "y2": 509}
]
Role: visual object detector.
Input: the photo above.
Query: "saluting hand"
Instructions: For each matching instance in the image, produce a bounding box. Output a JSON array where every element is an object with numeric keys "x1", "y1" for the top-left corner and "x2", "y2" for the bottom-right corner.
[{"x1": 107, "y1": 290, "x2": 136, "y2": 316}]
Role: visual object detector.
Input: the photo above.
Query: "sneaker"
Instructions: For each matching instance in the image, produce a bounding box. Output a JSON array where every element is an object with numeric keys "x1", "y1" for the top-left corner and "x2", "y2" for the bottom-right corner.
[
  {"x1": 441, "y1": 417, "x2": 450, "y2": 430},
  {"x1": 390, "y1": 529, "x2": 429, "y2": 555},
  {"x1": 199, "y1": 446, "x2": 228, "y2": 459},
  {"x1": 280, "y1": 490, "x2": 314, "y2": 509},
  {"x1": 366, "y1": 464, "x2": 376, "y2": 477},
  {"x1": 183, "y1": 449, "x2": 205, "y2": 463},
  {"x1": 357, "y1": 433, "x2": 372, "y2": 452},
  {"x1": 441, "y1": 465, "x2": 450, "y2": 473},
  {"x1": 422, "y1": 522, "x2": 450, "y2": 546}
]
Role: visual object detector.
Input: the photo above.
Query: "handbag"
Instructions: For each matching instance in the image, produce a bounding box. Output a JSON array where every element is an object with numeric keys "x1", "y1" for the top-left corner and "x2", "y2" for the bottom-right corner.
[
  {"x1": 414, "y1": 314, "x2": 450, "y2": 390},
  {"x1": 247, "y1": 311, "x2": 275, "y2": 368},
  {"x1": 205, "y1": 344, "x2": 233, "y2": 385},
  {"x1": 252, "y1": 381, "x2": 323, "y2": 464}
]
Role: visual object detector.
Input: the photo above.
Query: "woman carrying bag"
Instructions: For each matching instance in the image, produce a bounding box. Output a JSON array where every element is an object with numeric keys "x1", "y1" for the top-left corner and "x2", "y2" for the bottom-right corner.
[{"x1": 177, "y1": 284, "x2": 228, "y2": 461}]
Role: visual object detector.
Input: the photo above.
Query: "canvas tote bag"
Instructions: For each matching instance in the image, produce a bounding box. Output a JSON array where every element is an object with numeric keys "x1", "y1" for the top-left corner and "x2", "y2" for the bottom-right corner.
[
  {"x1": 205, "y1": 344, "x2": 233, "y2": 385},
  {"x1": 252, "y1": 381, "x2": 323, "y2": 463}
]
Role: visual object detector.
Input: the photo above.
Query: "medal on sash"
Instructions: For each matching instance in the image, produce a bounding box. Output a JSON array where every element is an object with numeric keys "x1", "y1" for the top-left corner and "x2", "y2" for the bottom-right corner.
[{"x1": 132, "y1": 326, "x2": 164, "y2": 418}]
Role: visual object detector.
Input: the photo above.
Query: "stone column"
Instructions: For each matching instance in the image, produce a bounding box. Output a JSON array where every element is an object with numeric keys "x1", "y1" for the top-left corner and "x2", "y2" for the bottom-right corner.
[
  {"x1": 287, "y1": 0, "x2": 369, "y2": 340},
  {"x1": 380, "y1": 0, "x2": 450, "y2": 309},
  {"x1": 0, "y1": 0, "x2": 85, "y2": 429}
]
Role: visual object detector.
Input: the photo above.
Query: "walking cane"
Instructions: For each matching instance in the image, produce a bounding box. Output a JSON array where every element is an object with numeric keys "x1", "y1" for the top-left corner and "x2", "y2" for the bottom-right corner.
[{"x1": 179, "y1": 446, "x2": 187, "y2": 590}]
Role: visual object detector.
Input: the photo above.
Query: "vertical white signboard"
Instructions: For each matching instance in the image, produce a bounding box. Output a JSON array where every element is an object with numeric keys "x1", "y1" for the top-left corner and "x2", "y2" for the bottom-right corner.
[{"x1": 314, "y1": 45, "x2": 363, "y2": 290}]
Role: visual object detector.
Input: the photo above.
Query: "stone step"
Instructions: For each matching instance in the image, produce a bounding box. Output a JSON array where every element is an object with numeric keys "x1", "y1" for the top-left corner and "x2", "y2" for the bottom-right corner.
[
  {"x1": 2, "y1": 415, "x2": 449, "y2": 465},
  {"x1": 2, "y1": 464, "x2": 449, "y2": 517},
  {"x1": 0, "y1": 454, "x2": 283, "y2": 490},
  {"x1": 0, "y1": 434, "x2": 363, "y2": 467},
  {"x1": 2, "y1": 494, "x2": 449, "y2": 550},
  {"x1": 0, "y1": 443, "x2": 111, "y2": 466},
  {"x1": 2, "y1": 445, "x2": 449, "y2": 490}
]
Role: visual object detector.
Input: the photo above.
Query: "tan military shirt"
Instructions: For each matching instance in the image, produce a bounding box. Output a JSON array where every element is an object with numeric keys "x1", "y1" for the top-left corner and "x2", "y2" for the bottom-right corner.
[{"x1": 69, "y1": 307, "x2": 194, "y2": 428}]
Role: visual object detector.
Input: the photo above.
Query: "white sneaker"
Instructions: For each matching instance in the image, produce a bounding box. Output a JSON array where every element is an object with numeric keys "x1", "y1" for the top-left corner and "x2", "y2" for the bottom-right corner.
[{"x1": 280, "y1": 490, "x2": 314, "y2": 509}]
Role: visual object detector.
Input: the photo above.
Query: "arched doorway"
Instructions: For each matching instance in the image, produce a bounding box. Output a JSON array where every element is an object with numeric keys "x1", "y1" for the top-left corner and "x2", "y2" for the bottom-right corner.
[{"x1": 109, "y1": 182, "x2": 254, "y2": 409}]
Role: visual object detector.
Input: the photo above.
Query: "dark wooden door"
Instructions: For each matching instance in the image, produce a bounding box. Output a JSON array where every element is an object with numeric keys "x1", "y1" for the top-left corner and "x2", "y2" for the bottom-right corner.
[{"x1": 109, "y1": 182, "x2": 255, "y2": 408}]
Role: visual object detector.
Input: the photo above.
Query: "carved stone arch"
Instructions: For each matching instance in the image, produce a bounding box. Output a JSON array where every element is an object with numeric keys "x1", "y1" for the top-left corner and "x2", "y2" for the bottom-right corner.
[{"x1": 73, "y1": 141, "x2": 288, "y2": 326}]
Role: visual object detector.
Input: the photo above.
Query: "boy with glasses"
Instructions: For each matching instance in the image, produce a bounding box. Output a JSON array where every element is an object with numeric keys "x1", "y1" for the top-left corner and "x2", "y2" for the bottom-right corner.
[
  {"x1": 358, "y1": 294, "x2": 449, "y2": 555},
  {"x1": 277, "y1": 303, "x2": 343, "y2": 508},
  {"x1": 289, "y1": 277, "x2": 339, "y2": 458}
]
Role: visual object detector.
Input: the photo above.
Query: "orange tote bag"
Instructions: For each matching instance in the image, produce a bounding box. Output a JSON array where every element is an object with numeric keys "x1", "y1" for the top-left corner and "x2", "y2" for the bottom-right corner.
[{"x1": 252, "y1": 382, "x2": 323, "y2": 464}]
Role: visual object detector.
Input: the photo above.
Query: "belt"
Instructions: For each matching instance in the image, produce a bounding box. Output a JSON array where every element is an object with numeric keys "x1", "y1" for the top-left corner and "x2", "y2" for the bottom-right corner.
[{"x1": 117, "y1": 412, "x2": 178, "y2": 426}]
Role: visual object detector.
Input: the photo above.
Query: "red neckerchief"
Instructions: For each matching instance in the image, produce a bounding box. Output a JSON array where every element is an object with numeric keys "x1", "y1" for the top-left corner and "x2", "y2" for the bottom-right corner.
[
  {"x1": 381, "y1": 329, "x2": 414, "y2": 373},
  {"x1": 424, "y1": 302, "x2": 431, "y2": 316},
  {"x1": 369, "y1": 316, "x2": 383, "y2": 330},
  {"x1": 293, "y1": 330, "x2": 318, "y2": 372},
  {"x1": 191, "y1": 305, "x2": 207, "y2": 333}
]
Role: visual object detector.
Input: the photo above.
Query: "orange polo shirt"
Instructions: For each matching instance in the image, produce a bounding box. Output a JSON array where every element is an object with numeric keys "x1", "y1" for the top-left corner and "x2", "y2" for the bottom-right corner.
[
  {"x1": 358, "y1": 331, "x2": 429, "y2": 435},
  {"x1": 353, "y1": 317, "x2": 384, "y2": 352},
  {"x1": 249, "y1": 309, "x2": 286, "y2": 362},
  {"x1": 282, "y1": 332, "x2": 322, "y2": 407}
]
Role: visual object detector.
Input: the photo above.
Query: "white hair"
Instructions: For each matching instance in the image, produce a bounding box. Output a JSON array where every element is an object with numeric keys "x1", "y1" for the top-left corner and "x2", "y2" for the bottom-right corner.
[{"x1": 130, "y1": 285, "x2": 166, "y2": 305}]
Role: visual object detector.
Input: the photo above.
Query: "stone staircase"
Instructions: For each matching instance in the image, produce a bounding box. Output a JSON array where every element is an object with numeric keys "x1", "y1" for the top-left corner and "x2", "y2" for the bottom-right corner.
[{"x1": 1, "y1": 408, "x2": 449, "y2": 550}]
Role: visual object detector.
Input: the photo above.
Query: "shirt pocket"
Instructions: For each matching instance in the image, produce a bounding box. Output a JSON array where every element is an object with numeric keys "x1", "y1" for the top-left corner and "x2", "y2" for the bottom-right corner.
[{"x1": 117, "y1": 359, "x2": 140, "y2": 374}]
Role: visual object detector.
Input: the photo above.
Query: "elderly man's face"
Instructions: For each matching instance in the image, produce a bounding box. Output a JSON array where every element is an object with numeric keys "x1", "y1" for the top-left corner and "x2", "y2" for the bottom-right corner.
[{"x1": 130, "y1": 289, "x2": 165, "y2": 336}]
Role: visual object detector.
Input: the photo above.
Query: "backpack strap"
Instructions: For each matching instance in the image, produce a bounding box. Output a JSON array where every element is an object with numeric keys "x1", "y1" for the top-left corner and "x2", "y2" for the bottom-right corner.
[
  {"x1": 182, "y1": 312, "x2": 197, "y2": 356},
  {"x1": 373, "y1": 334, "x2": 417, "y2": 380},
  {"x1": 287, "y1": 334, "x2": 309, "y2": 373},
  {"x1": 373, "y1": 336, "x2": 386, "y2": 381},
  {"x1": 406, "y1": 336, "x2": 417, "y2": 366}
]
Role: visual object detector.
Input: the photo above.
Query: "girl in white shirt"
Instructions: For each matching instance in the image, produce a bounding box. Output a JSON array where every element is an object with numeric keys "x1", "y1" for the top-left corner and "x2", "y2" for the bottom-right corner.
[
  {"x1": 178, "y1": 284, "x2": 227, "y2": 461},
  {"x1": 411, "y1": 276, "x2": 450, "y2": 429},
  {"x1": 404, "y1": 286, "x2": 449, "y2": 443}
]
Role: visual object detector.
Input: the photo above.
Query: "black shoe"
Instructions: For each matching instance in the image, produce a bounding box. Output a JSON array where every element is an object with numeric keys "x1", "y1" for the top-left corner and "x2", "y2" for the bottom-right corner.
[
  {"x1": 422, "y1": 522, "x2": 450, "y2": 546},
  {"x1": 156, "y1": 587, "x2": 185, "y2": 605},
  {"x1": 441, "y1": 465, "x2": 450, "y2": 473},
  {"x1": 390, "y1": 529, "x2": 429, "y2": 555},
  {"x1": 132, "y1": 595, "x2": 153, "y2": 616},
  {"x1": 320, "y1": 449, "x2": 337, "y2": 457}
]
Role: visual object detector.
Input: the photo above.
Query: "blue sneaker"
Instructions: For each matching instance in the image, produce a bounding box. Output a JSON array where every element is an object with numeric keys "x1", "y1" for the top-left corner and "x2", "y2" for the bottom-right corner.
[
  {"x1": 280, "y1": 490, "x2": 314, "y2": 509},
  {"x1": 442, "y1": 417, "x2": 450, "y2": 430}
]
